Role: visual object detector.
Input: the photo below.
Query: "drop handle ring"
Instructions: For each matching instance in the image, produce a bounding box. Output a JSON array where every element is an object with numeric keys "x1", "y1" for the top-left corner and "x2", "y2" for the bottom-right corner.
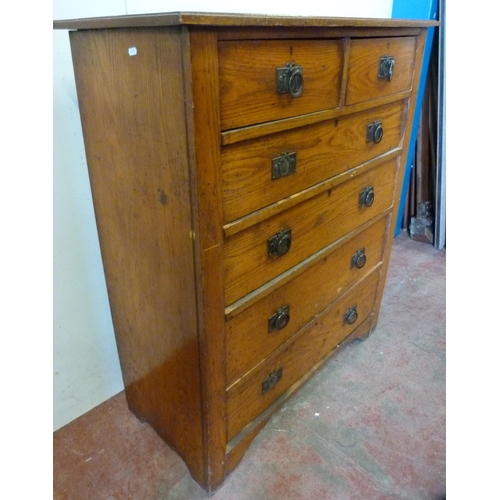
[
  {"x1": 359, "y1": 186, "x2": 375, "y2": 208},
  {"x1": 378, "y1": 55, "x2": 395, "y2": 81},
  {"x1": 276, "y1": 62, "x2": 304, "y2": 98},
  {"x1": 268, "y1": 229, "x2": 292, "y2": 257},
  {"x1": 262, "y1": 368, "x2": 283, "y2": 393},
  {"x1": 367, "y1": 121, "x2": 384, "y2": 144},
  {"x1": 343, "y1": 305, "x2": 358, "y2": 326},
  {"x1": 269, "y1": 305, "x2": 290, "y2": 332},
  {"x1": 351, "y1": 248, "x2": 367, "y2": 269}
]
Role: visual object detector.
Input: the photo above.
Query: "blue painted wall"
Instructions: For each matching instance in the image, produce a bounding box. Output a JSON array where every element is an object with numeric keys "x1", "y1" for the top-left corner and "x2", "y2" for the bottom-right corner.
[{"x1": 392, "y1": 0, "x2": 438, "y2": 236}]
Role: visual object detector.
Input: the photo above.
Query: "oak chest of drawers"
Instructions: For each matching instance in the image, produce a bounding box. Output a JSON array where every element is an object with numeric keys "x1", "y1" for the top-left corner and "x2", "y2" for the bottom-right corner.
[{"x1": 54, "y1": 12, "x2": 437, "y2": 493}]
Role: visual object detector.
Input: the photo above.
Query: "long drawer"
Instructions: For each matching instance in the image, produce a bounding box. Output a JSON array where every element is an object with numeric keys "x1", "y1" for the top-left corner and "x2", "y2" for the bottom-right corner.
[
  {"x1": 223, "y1": 158, "x2": 397, "y2": 305},
  {"x1": 221, "y1": 101, "x2": 405, "y2": 222},
  {"x1": 218, "y1": 39, "x2": 343, "y2": 130},
  {"x1": 226, "y1": 215, "x2": 388, "y2": 385},
  {"x1": 226, "y1": 268, "x2": 381, "y2": 440},
  {"x1": 346, "y1": 37, "x2": 417, "y2": 105}
]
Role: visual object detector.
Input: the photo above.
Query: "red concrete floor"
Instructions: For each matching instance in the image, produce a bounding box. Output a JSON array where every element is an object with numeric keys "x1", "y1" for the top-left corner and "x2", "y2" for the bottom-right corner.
[{"x1": 53, "y1": 231, "x2": 446, "y2": 499}]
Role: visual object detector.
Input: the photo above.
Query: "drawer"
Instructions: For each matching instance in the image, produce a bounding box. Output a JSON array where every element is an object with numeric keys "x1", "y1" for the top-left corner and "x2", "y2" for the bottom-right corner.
[
  {"x1": 226, "y1": 215, "x2": 388, "y2": 385},
  {"x1": 221, "y1": 101, "x2": 405, "y2": 222},
  {"x1": 219, "y1": 39, "x2": 343, "y2": 130},
  {"x1": 346, "y1": 37, "x2": 416, "y2": 105},
  {"x1": 226, "y1": 268, "x2": 380, "y2": 440},
  {"x1": 223, "y1": 158, "x2": 397, "y2": 305}
]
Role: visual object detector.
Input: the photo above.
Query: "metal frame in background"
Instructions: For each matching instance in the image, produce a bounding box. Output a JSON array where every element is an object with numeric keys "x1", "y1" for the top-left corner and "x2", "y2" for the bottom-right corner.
[
  {"x1": 392, "y1": 0, "x2": 442, "y2": 247},
  {"x1": 434, "y1": 0, "x2": 446, "y2": 250}
]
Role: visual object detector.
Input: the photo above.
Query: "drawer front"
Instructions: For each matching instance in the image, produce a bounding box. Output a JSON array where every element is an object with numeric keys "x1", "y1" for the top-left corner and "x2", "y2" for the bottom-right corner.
[
  {"x1": 226, "y1": 215, "x2": 388, "y2": 385},
  {"x1": 223, "y1": 158, "x2": 397, "y2": 305},
  {"x1": 221, "y1": 101, "x2": 405, "y2": 223},
  {"x1": 219, "y1": 39, "x2": 343, "y2": 130},
  {"x1": 226, "y1": 269, "x2": 380, "y2": 440},
  {"x1": 346, "y1": 37, "x2": 416, "y2": 105}
]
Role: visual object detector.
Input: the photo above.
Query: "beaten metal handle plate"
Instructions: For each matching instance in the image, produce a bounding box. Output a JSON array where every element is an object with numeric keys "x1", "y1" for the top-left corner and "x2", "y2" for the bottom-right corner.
[
  {"x1": 378, "y1": 55, "x2": 395, "y2": 81},
  {"x1": 272, "y1": 152, "x2": 297, "y2": 180},
  {"x1": 351, "y1": 248, "x2": 367, "y2": 269},
  {"x1": 343, "y1": 305, "x2": 358, "y2": 326},
  {"x1": 268, "y1": 229, "x2": 292, "y2": 257},
  {"x1": 269, "y1": 305, "x2": 290, "y2": 332},
  {"x1": 262, "y1": 368, "x2": 283, "y2": 394},
  {"x1": 367, "y1": 121, "x2": 383, "y2": 144},
  {"x1": 359, "y1": 186, "x2": 375, "y2": 208},
  {"x1": 276, "y1": 62, "x2": 304, "y2": 98}
]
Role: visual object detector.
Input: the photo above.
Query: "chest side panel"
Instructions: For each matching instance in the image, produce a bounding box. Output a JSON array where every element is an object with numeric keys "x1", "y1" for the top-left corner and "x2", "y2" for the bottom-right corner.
[{"x1": 69, "y1": 27, "x2": 204, "y2": 484}]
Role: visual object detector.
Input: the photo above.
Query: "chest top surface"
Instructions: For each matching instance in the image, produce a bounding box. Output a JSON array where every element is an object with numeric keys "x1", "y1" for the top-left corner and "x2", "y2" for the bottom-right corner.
[{"x1": 53, "y1": 11, "x2": 439, "y2": 29}]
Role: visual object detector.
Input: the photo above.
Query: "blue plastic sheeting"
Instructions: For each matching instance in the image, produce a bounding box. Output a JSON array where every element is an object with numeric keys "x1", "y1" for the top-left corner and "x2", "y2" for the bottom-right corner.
[{"x1": 392, "y1": 0, "x2": 438, "y2": 236}]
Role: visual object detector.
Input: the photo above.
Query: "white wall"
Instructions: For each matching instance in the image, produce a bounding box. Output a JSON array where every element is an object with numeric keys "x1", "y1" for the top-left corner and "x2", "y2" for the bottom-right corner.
[{"x1": 53, "y1": 0, "x2": 393, "y2": 431}]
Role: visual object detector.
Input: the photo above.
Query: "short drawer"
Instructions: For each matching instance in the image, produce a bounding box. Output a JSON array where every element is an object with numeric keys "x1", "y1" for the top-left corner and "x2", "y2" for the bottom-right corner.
[
  {"x1": 346, "y1": 37, "x2": 416, "y2": 105},
  {"x1": 223, "y1": 158, "x2": 397, "y2": 305},
  {"x1": 219, "y1": 39, "x2": 343, "y2": 130},
  {"x1": 221, "y1": 101, "x2": 405, "y2": 222},
  {"x1": 226, "y1": 269, "x2": 380, "y2": 440},
  {"x1": 226, "y1": 215, "x2": 388, "y2": 385}
]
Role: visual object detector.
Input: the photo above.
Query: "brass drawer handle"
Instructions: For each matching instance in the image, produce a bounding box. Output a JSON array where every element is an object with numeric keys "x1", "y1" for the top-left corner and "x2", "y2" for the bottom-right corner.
[
  {"x1": 343, "y1": 305, "x2": 358, "y2": 326},
  {"x1": 351, "y1": 248, "x2": 367, "y2": 269},
  {"x1": 268, "y1": 305, "x2": 290, "y2": 332},
  {"x1": 262, "y1": 368, "x2": 283, "y2": 393},
  {"x1": 272, "y1": 151, "x2": 297, "y2": 180},
  {"x1": 359, "y1": 186, "x2": 375, "y2": 208},
  {"x1": 276, "y1": 62, "x2": 304, "y2": 98},
  {"x1": 367, "y1": 121, "x2": 383, "y2": 144},
  {"x1": 268, "y1": 229, "x2": 292, "y2": 257},
  {"x1": 378, "y1": 55, "x2": 395, "y2": 81}
]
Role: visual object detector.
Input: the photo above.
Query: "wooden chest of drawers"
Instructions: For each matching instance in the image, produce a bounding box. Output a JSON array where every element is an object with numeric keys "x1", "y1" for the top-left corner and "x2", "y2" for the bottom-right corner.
[{"x1": 54, "y1": 12, "x2": 437, "y2": 493}]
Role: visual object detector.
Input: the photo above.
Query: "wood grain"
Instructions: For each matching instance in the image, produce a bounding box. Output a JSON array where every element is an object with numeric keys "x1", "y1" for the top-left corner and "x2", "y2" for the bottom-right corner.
[
  {"x1": 219, "y1": 39, "x2": 343, "y2": 130},
  {"x1": 57, "y1": 18, "x2": 435, "y2": 493},
  {"x1": 225, "y1": 211, "x2": 390, "y2": 319},
  {"x1": 221, "y1": 101, "x2": 405, "y2": 222},
  {"x1": 371, "y1": 30, "x2": 429, "y2": 332},
  {"x1": 226, "y1": 215, "x2": 388, "y2": 386},
  {"x1": 223, "y1": 150, "x2": 401, "y2": 237},
  {"x1": 223, "y1": 159, "x2": 397, "y2": 305},
  {"x1": 217, "y1": 27, "x2": 422, "y2": 41},
  {"x1": 221, "y1": 91, "x2": 412, "y2": 146},
  {"x1": 226, "y1": 268, "x2": 381, "y2": 440},
  {"x1": 182, "y1": 27, "x2": 227, "y2": 492},
  {"x1": 54, "y1": 12, "x2": 439, "y2": 30},
  {"x1": 69, "y1": 27, "x2": 204, "y2": 483},
  {"x1": 225, "y1": 310, "x2": 374, "y2": 473},
  {"x1": 346, "y1": 37, "x2": 417, "y2": 105}
]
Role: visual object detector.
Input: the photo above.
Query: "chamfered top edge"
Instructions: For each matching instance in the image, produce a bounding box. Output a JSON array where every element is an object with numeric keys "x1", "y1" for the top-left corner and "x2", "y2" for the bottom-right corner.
[{"x1": 53, "y1": 11, "x2": 440, "y2": 30}]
